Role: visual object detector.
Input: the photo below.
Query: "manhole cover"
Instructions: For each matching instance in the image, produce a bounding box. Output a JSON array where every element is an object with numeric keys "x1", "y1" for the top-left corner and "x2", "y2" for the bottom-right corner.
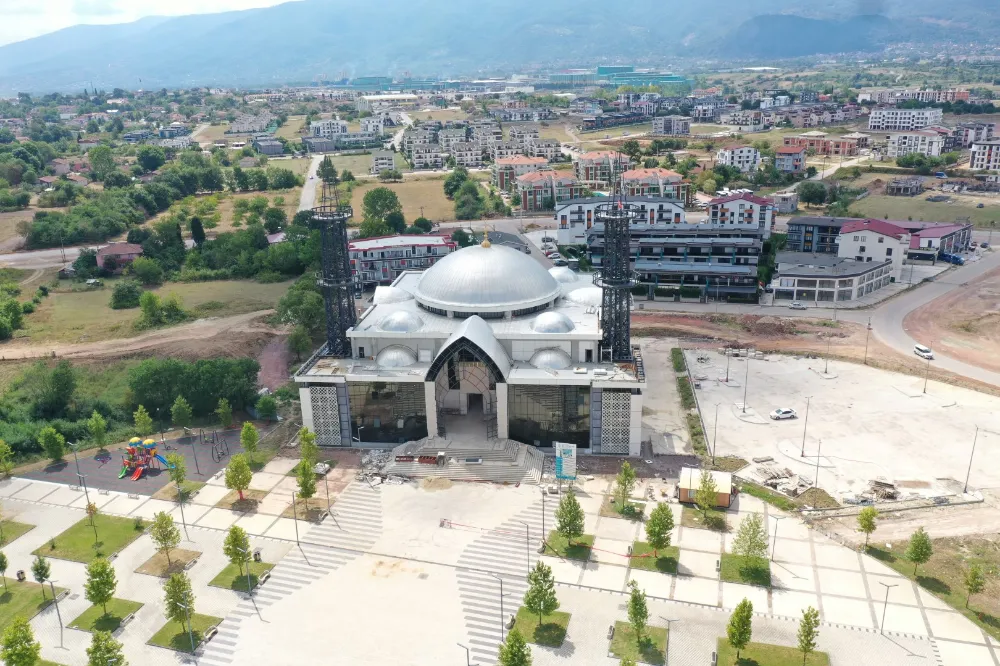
[{"x1": 418, "y1": 573, "x2": 429, "y2": 580}]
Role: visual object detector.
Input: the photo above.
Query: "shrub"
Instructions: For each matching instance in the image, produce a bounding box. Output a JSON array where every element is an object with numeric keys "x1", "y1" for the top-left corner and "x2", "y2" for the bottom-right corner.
[
  {"x1": 130, "y1": 257, "x2": 164, "y2": 285},
  {"x1": 109, "y1": 280, "x2": 142, "y2": 309},
  {"x1": 20, "y1": 301, "x2": 34, "y2": 314}
]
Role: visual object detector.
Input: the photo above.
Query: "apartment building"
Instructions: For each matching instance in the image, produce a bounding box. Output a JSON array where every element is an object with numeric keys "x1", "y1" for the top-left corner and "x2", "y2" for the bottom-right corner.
[
  {"x1": 707, "y1": 193, "x2": 775, "y2": 238},
  {"x1": 493, "y1": 155, "x2": 548, "y2": 190},
  {"x1": 782, "y1": 131, "x2": 859, "y2": 157},
  {"x1": 719, "y1": 110, "x2": 764, "y2": 132},
  {"x1": 652, "y1": 115, "x2": 691, "y2": 135},
  {"x1": 867, "y1": 107, "x2": 944, "y2": 131},
  {"x1": 774, "y1": 145, "x2": 806, "y2": 173},
  {"x1": 411, "y1": 144, "x2": 444, "y2": 170},
  {"x1": 402, "y1": 129, "x2": 436, "y2": 156},
  {"x1": 837, "y1": 219, "x2": 910, "y2": 278},
  {"x1": 349, "y1": 234, "x2": 456, "y2": 286},
  {"x1": 471, "y1": 121, "x2": 503, "y2": 148},
  {"x1": 491, "y1": 141, "x2": 520, "y2": 161},
  {"x1": 787, "y1": 216, "x2": 972, "y2": 257},
  {"x1": 953, "y1": 122, "x2": 995, "y2": 148},
  {"x1": 772, "y1": 254, "x2": 894, "y2": 303},
  {"x1": 516, "y1": 171, "x2": 584, "y2": 211},
  {"x1": 370, "y1": 151, "x2": 396, "y2": 175},
  {"x1": 310, "y1": 118, "x2": 349, "y2": 138},
  {"x1": 490, "y1": 108, "x2": 556, "y2": 122},
  {"x1": 527, "y1": 138, "x2": 561, "y2": 161},
  {"x1": 360, "y1": 116, "x2": 385, "y2": 134},
  {"x1": 449, "y1": 142, "x2": 482, "y2": 168},
  {"x1": 437, "y1": 128, "x2": 468, "y2": 150},
  {"x1": 621, "y1": 168, "x2": 690, "y2": 204},
  {"x1": 970, "y1": 139, "x2": 1000, "y2": 170},
  {"x1": 355, "y1": 93, "x2": 419, "y2": 112},
  {"x1": 715, "y1": 145, "x2": 761, "y2": 173},
  {"x1": 555, "y1": 197, "x2": 687, "y2": 244},
  {"x1": 858, "y1": 88, "x2": 970, "y2": 105},
  {"x1": 885, "y1": 131, "x2": 944, "y2": 158},
  {"x1": 574, "y1": 151, "x2": 632, "y2": 187}
]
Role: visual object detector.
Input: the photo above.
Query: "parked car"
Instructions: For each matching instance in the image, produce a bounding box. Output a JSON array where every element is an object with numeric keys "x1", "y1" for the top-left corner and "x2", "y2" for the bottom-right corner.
[
  {"x1": 789, "y1": 301, "x2": 808, "y2": 310},
  {"x1": 983, "y1": 242, "x2": 991, "y2": 249},
  {"x1": 914, "y1": 344, "x2": 934, "y2": 360},
  {"x1": 552, "y1": 259, "x2": 568, "y2": 267},
  {"x1": 542, "y1": 236, "x2": 555, "y2": 243},
  {"x1": 770, "y1": 408, "x2": 797, "y2": 420}
]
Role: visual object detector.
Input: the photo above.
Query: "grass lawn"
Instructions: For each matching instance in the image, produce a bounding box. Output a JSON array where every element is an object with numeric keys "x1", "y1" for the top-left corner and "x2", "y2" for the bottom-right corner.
[
  {"x1": 151, "y1": 480, "x2": 207, "y2": 503},
  {"x1": 209, "y1": 561, "x2": 274, "y2": 593},
  {"x1": 681, "y1": 506, "x2": 729, "y2": 532},
  {"x1": 0, "y1": 579, "x2": 67, "y2": 631},
  {"x1": 414, "y1": 107, "x2": 469, "y2": 123},
  {"x1": 850, "y1": 194, "x2": 1000, "y2": 227},
  {"x1": 512, "y1": 607, "x2": 571, "y2": 647},
  {"x1": 274, "y1": 115, "x2": 306, "y2": 140},
  {"x1": 349, "y1": 177, "x2": 454, "y2": 222},
  {"x1": 281, "y1": 496, "x2": 329, "y2": 523},
  {"x1": 34, "y1": 515, "x2": 144, "y2": 562},
  {"x1": 148, "y1": 613, "x2": 222, "y2": 653},
  {"x1": 579, "y1": 123, "x2": 653, "y2": 138},
  {"x1": 191, "y1": 123, "x2": 230, "y2": 143},
  {"x1": 216, "y1": 489, "x2": 268, "y2": 512},
  {"x1": 204, "y1": 189, "x2": 300, "y2": 234},
  {"x1": 720, "y1": 554, "x2": 771, "y2": 587},
  {"x1": 691, "y1": 124, "x2": 729, "y2": 135},
  {"x1": 135, "y1": 548, "x2": 201, "y2": 578},
  {"x1": 609, "y1": 621, "x2": 667, "y2": 665},
  {"x1": 268, "y1": 157, "x2": 313, "y2": 177},
  {"x1": 0, "y1": 521, "x2": 34, "y2": 547},
  {"x1": 0, "y1": 209, "x2": 35, "y2": 245},
  {"x1": 867, "y1": 536, "x2": 1000, "y2": 641},
  {"x1": 600, "y1": 495, "x2": 645, "y2": 520},
  {"x1": 537, "y1": 123, "x2": 576, "y2": 144},
  {"x1": 544, "y1": 531, "x2": 594, "y2": 561},
  {"x1": 708, "y1": 457, "x2": 749, "y2": 474},
  {"x1": 630, "y1": 542, "x2": 680, "y2": 574},
  {"x1": 25, "y1": 279, "x2": 293, "y2": 344},
  {"x1": 716, "y1": 638, "x2": 829, "y2": 666},
  {"x1": 327, "y1": 153, "x2": 380, "y2": 177},
  {"x1": 68, "y1": 598, "x2": 143, "y2": 633},
  {"x1": 736, "y1": 481, "x2": 799, "y2": 513}
]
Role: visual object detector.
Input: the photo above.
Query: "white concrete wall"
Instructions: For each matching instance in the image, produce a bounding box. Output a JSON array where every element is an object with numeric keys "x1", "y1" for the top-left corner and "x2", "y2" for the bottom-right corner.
[
  {"x1": 629, "y1": 392, "x2": 642, "y2": 457},
  {"x1": 837, "y1": 231, "x2": 908, "y2": 279},
  {"x1": 496, "y1": 383, "x2": 509, "y2": 438},
  {"x1": 424, "y1": 382, "x2": 437, "y2": 436},
  {"x1": 511, "y1": 339, "x2": 571, "y2": 362},
  {"x1": 299, "y1": 387, "x2": 314, "y2": 431}
]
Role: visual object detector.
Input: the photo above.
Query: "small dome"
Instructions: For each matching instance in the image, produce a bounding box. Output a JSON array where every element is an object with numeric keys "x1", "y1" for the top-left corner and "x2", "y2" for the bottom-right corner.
[
  {"x1": 565, "y1": 287, "x2": 603, "y2": 307},
  {"x1": 376, "y1": 345, "x2": 417, "y2": 368},
  {"x1": 530, "y1": 348, "x2": 573, "y2": 370},
  {"x1": 532, "y1": 312, "x2": 575, "y2": 333},
  {"x1": 548, "y1": 267, "x2": 579, "y2": 284},
  {"x1": 373, "y1": 286, "x2": 414, "y2": 304},
  {"x1": 378, "y1": 311, "x2": 424, "y2": 333}
]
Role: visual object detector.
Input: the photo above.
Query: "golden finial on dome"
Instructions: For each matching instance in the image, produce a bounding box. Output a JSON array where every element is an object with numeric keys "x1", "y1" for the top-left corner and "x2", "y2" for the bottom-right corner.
[{"x1": 481, "y1": 229, "x2": 491, "y2": 248}]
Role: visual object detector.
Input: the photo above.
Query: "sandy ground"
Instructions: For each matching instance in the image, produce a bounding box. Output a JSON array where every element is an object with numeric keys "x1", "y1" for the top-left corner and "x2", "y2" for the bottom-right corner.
[
  {"x1": 257, "y1": 333, "x2": 291, "y2": 390},
  {"x1": 903, "y1": 264, "x2": 1000, "y2": 374}
]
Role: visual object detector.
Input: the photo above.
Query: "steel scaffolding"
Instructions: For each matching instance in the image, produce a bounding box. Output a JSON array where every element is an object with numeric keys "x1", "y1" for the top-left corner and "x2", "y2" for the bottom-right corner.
[{"x1": 311, "y1": 182, "x2": 356, "y2": 358}]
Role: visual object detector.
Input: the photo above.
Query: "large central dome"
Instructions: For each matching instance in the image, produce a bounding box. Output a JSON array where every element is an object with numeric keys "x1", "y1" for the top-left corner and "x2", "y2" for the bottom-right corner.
[{"x1": 413, "y1": 242, "x2": 561, "y2": 314}]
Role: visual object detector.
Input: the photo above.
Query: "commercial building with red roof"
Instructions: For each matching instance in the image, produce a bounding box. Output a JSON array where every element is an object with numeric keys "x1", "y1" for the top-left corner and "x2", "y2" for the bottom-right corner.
[
  {"x1": 516, "y1": 171, "x2": 584, "y2": 212},
  {"x1": 836, "y1": 219, "x2": 911, "y2": 278},
  {"x1": 492, "y1": 155, "x2": 549, "y2": 190},
  {"x1": 621, "y1": 167, "x2": 690, "y2": 205}
]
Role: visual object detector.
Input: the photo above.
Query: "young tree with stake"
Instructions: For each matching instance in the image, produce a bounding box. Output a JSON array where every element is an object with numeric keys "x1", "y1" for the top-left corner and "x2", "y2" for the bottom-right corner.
[
  {"x1": 84, "y1": 557, "x2": 117, "y2": 616},
  {"x1": 555, "y1": 488, "x2": 584, "y2": 546},
  {"x1": 166, "y1": 453, "x2": 187, "y2": 500},
  {"x1": 215, "y1": 398, "x2": 233, "y2": 429},
  {"x1": 965, "y1": 563, "x2": 986, "y2": 608},
  {"x1": 523, "y1": 561, "x2": 559, "y2": 624},
  {"x1": 798, "y1": 606, "x2": 820, "y2": 665},
  {"x1": 133, "y1": 405, "x2": 153, "y2": 437},
  {"x1": 644, "y1": 502, "x2": 675, "y2": 557},
  {"x1": 240, "y1": 422, "x2": 259, "y2": 463},
  {"x1": 497, "y1": 627, "x2": 532, "y2": 666},
  {"x1": 856, "y1": 506, "x2": 878, "y2": 551},
  {"x1": 905, "y1": 527, "x2": 933, "y2": 576},
  {"x1": 0, "y1": 551, "x2": 8, "y2": 591},
  {"x1": 223, "y1": 525, "x2": 252, "y2": 579},
  {"x1": 732, "y1": 512, "x2": 769, "y2": 562},
  {"x1": 31, "y1": 555, "x2": 50, "y2": 599},
  {"x1": 164, "y1": 572, "x2": 195, "y2": 628},
  {"x1": 225, "y1": 454, "x2": 252, "y2": 502},
  {"x1": 87, "y1": 410, "x2": 108, "y2": 450},
  {"x1": 614, "y1": 461, "x2": 637, "y2": 513},
  {"x1": 627, "y1": 580, "x2": 648, "y2": 645},
  {"x1": 0, "y1": 616, "x2": 40, "y2": 666},
  {"x1": 171, "y1": 396, "x2": 193, "y2": 430},
  {"x1": 87, "y1": 631, "x2": 127, "y2": 666},
  {"x1": 150, "y1": 511, "x2": 181, "y2": 566},
  {"x1": 695, "y1": 469, "x2": 718, "y2": 519},
  {"x1": 727, "y1": 598, "x2": 754, "y2": 660}
]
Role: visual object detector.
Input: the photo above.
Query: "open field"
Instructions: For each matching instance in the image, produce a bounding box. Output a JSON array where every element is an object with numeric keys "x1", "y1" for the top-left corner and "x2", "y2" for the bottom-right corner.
[
  {"x1": 537, "y1": 123, "x2": 576, "y2": 144},
  {"x1": 850, "y1": 194, "x2": 1000, "y2": 227},
  {"x1": 413, "y1": 107, "x2": 468, "y2": 123},
  {"x1": 209, "y1": 189, "x2": 300, "y2": 234},
  {"x1": 578, "y1": 122, "x2": 653, "y2": 139},
  {"x1": 18, "y1": 278, "x2": 292, "y2": 344},
  {"x1": 0, "y1": 209, "x2": 32, "y2": 247},
  {"x1": 691, "y1": 124, "x2": 731, "y2": 135},
  {"x1": 349, "y1": 177, "x2": 455, "y2": 222},
  {"x1": 192, "y1": 123, "x2": 231, "y2": 143},
  {"x1": 269, "y1": 157, "x2": 312, "y2": 176},
  {"x1": 324, "y1": 152, "x2": 407, "y2": 177},
  {"x1": 274, "y1": 115, "x2": 307, "y2": 140}
]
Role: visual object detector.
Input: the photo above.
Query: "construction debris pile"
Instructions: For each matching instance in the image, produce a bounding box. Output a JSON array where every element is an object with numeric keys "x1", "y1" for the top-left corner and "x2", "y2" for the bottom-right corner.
[
  {"x1": 356, "y1": 450, "x2": 406, "y2": 486},
  {"x1": 842, "y1": 479, "x2": 900, "y2": 505},
  {"x1": 747, "y1": 457, "x2": 812, "y2": 496}
]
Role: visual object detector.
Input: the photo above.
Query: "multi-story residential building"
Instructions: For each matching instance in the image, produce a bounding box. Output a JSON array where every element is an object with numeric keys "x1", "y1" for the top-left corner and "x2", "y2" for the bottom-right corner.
[
  {"x1": 516, "y1": 171, "x2": 584, "y2": 211},
  {"x1": 774, "y1": 145, "x2": 806, "y2": 173},
  {"x1": 355, "y1": 93, "x2": 419, "y2": 112},
  {"x1": 885, "y1": 131, "x2": 944, "y2": 158},
  {"x1": 526, "y1": 138, "x2": 561, "y2": 161},
  {"x1": 508, "y1": 127, "x2": 539, "y2": 149},
  {"x1": 786, "y1": 216, "x2": 972, "y2": 257},
  {"x1": 489, "y1": 108, "x2": 556, "y2": 122},
  {"x1": 867, "y1": 107, "x2": 944, "y2": 131},
  {"x1": 707, "y1": 193, "x2": 775, "y2": 238},
  {"x1": 652, "y1": 115, "x2": 691, "y2": 135},
  {"x1": 771, "y1": 253, "x2": 894, "y2": 303},
  {"x1": 782, "y1": 131, "x2": 859, "y2": 157},
  {"x1": 837, "y1": 219, "x2": 910, "y2": 278},
  {"x1": 253, "y1": 137, "x2": 284, "y2": 156},
  {"x1": 858, "y1": 88, "x2": 970, "y2": 105},
  {"x1": 574, "y1": 151, "x2": 631, "y2": 187},
  {"x1": 785, "y1": 216, "x2": 852, "y2": 253},
  {"x1": 621, "y1": 168, "x2": 690, "y2": 205},
  {"x1": 555, "y1": 197, "x2": 686, "y2": 244},
  {"x1": 449, "y1": 142, "x2": 482, "y2": 168},
  {"x1": 227, "y1": 112, "x2": 275, "y2": 134},
  {"x1": 370, "y1": 150, "x2": 396, "y2": 175},
  {"x1": 581, "y1": 111, "x2": 646, "y2": 131},
  {"x1": 349, "y1": 234, "x2": 456, "y2": 286},
  {"x1": 491, "y1": 141, "x2": 520, "y2": 161},
  {"x1": 715, "y1": 145, "x2": 761, "y2": 173},
  {"x1": 493, "y1": 156, "x2": 548, "y2": 190},
  {"x1": 471, "y1": 121, "x2": 503, "y2": 148},
  {"x1": 310, "y1": 118, "x2": 349, "y2": 138},
  {"x1": 360, "y1": 116, "x2": 385, "y2": 134},
  {"x1": 437, "y1": 128, "x2": 468, "y2": 150},
  {"x1": 569, "y1": 97, "x2": 603, "y2": 115},
  {"x1": 970, "y1": 139, "x2": 1000, "y2": 170},
  {"x1": 719, "y1": 109, "x2": 765, "y2": 132},
  {"x1": 411, "y1": 144, "x2": 444, "y2": 170},
  {"x1": 953, "y1": 122, "x2": 995, "y2": 148}
]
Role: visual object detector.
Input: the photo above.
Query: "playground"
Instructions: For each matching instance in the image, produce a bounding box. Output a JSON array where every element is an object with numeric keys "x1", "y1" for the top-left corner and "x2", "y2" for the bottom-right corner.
[{"x1": 18, "y1": 425, "x2": 278, "y2": 496}]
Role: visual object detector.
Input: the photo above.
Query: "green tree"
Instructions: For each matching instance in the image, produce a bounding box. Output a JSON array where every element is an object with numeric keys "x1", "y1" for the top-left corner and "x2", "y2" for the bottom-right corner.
[
  {"x1": 190, "y1": 216, "x2": 206, "y2": 246},
  {"x1": 905, "y1": 527, "x2": 933, "y2": 576},
  {"x1": 798, "y1": 181, "x2": 827, "y2": 207},
  {"x1": 732, "y1": 512, "x2": 769, "y2": 561},
  {"x1": 136, "y1": 145, "x2": 166, "y2": 172},
  {"x1": 497, "y1": 627, "x2": 532, "y2": 666},
  {"x1": 644, "y1": 502, "x2": 675, "y2": 556},
  {"x1": 620, "y1": 140, "x2": 641, "y2": 163},
  {"x1": 362, "y1": 187, "x2": 403, "y2": 226},
  {"x1": 614, "y1": 461, "x2": 637, "y2": 512},
  {"x1": 626, "y1": 580, "x2": 648, "y2": 644},
  {"x1": 256, "y1": 395, "x2": 277, "y2": 422},
  {"x1": 88, "y1": 630, "x2": 127, "y2": 666},
  {"x1": 856, "y1": 506, "x2": 878, "y2": 550},
  {"x1": 0, "y1": 440, "x2": 13, "y2": 476},
  {"x1": 451, "y1": 228, "x2": 473, "y2": 247},
  {"x1": 84, "y1": 557, "x2": 117, "y2": 615},
  {"x1": 40, "y1": 360, "x2": 75, "y2": 417},
  {"x1": 131, "y1": 257, "x2": 163, "y2": 285},
  {"x1": 298, "y1": 427, "x2": 318, "y2": 466},
  {"x1": 798, "y1": 606, "x2": 820, "y2": 665},
  {"x1": 89, "y1": 145, "x2": 115, "y2": 180},
  {"x1": 0, "y1": 552, "x2": 8, "y2": 590},
  {"x1": 727, "y1": 598, "x2": 754, "y2": 659},
  {"x1": 317, "y1": 156, "x2": 338, "y2": 185},
  {"x1": 288, "y1": 325, "x2": 312, "y2": 361},
  {"x1": 225, "y1": 454, "x2": 252, "y2": 501},
  {"x1": 555, "y1": 488, "x2": 584, "y2": 544},
  {"x1": 215, "y1": 398, "x2": 233, "y2": 429},
  {"x1": 31, "y1": 555, "x2": 50, "y2": 598},
  {"x1": 964, "y1": 563, "x2": 985, "y2": 608},
  {"x1": 166, "y1": 453, "x2": 187, "y2": 497},
  {"x1": 240, "y1": 422, "x2": 259, "y2": 462},
  {"x1": 38, "y1": 426, "x2": 65, "y2": 462},
  {"x1": 171, "y1": 396, "x2": 193, "y2": 430},
  {"x1": 523, "y1": 561, "x2": 559, "y2": 624},
  {"x1": 443, "y1": 166, "x2": 470, "y2": 198},
  {"x1": 695, "y1": 470, "x2": 718, "y2": 518},
  {"x1": 223, "y1": 525, "x2": 252, "y2": 577},
  {"x1": 356, "y1": 218, "x2": 391, "y2": 239},
  {"x1": 110, "y1": 280, "x2": 142, "y2": 309},
  {"x1": 0, "y1": 616, "x2": 40, "y2": 666},
  {"x1": 87, "y1": 410, "x2": 108, "y2": 450},
  {"x1": 150, "y1": 511, "x2": 181, "y2": 566},
  {"x1": 385, "y1": 210, "x2": 406, "y2": 234},
  {"x1": 163, "y1": 572, "x2": 195, "y2": 626},
  {"x1": 296, "y1": 458, "x2": 317, "y2": 500},
  {"x1": 133, "y1": 405, "x2": 153, "y2": 437}
]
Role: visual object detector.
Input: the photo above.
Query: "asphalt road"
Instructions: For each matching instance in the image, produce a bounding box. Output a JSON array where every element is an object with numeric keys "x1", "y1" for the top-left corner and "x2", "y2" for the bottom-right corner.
[
  {"x1": 297, "y1": 155, "x2": 324, "y2": 212},
  {"x1": 0, "y1": 239, "x2": 196, "y2": 269}
]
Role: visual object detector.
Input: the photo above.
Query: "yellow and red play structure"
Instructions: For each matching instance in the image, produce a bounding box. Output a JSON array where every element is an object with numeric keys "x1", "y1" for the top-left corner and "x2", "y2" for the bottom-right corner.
[{"x1": 119, "y1": 438, "x2": 174, "y2": 480}]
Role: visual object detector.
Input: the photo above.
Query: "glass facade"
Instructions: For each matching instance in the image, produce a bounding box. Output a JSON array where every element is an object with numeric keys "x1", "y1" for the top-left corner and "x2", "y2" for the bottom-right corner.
[
  {"x1": 508, "y1": 385, "x2": 591, "y2": 448},
  {"x1": 347, "y1": 382, "x2": 427, "y2": 443}
]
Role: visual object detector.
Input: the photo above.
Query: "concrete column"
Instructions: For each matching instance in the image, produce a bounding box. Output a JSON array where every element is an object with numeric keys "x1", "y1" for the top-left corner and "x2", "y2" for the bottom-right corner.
[
  {"x1": 424, "y1": 381, "x2": 437, "y2": 437},
  {"x1": 299, "y1": 387, "x2": 314, "y2": 431},
  {"x1": 628, "y1": 391, "x2": 642, "y2": 457},
  {"x1": 496, "y1": 383, "x2": 509, "y2": 439}
]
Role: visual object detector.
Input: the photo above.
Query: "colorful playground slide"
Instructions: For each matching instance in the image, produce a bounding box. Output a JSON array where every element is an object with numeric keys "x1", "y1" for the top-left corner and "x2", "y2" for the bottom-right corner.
[
  {"x1": 153, "y1": 454, "x2": 175, "y2": 469},
  {"x1": 118, "y1": 438, "x2": 174, "y2": 480}
]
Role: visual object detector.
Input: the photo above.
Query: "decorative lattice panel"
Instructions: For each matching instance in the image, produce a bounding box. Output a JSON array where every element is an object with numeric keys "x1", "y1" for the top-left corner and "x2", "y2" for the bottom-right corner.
[
  {"x1": 600, "y1": 390, "x2": 631, "y2": 454},
  {"x1": 311, "y1": 386, "x2": 343, "y2": 447}
]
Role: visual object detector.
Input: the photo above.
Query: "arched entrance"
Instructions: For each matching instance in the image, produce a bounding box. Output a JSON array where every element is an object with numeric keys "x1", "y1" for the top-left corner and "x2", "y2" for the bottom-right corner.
[{"x1": 426, "y1": 337, "x2": 505, "y2": 442}]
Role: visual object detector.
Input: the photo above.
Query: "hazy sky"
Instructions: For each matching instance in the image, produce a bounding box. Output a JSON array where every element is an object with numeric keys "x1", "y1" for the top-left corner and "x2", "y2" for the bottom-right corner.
[{"x1": 0, "y1": 0, "x2": 296, "y2": 46}]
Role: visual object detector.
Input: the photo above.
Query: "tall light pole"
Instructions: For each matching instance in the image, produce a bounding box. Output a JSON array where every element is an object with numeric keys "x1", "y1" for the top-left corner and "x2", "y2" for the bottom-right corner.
[
  {"x1": 863, "y1": 317, "x2": 872, "y2": 365},
  {"x1": 824, "y1": 334, "x2": 831, "y2": 375},
  {"x1": 725, "y1": 349, "x2": 732, "y2": 383},
  {"x1": 878, "y1": 582, "x2": 898, "y2": 635},
  {"x1": 800, "y1": 396, "x2": 811, "y2": 457},
  {"x1": 49, "y1": 581, "x2": 63, "y2": 648},
  {"x1": 964, "y1": 426, "x2": 980, "y2": 494},
  {"x1": 489, "y1": 573, "x2": 505, "y2": 642},
  {"x1": 457, "y1": 643, "x2": 472, "y2": 666},
  {"x1": 291, "y1": 490, "x2": 300, "y2": 544},
  {"x1": 742, "y1": 355, "x2": 750, "y2": 414},
  {"x1": 237, "y1": 545, "x2": 260, "y2": 617},
  {"x1": 814, "y1": 439, "x2": 823, "y2": 489},
  {"x1": 770, "y1": 515, "x2": 785, "y2": 561},
  {"x1": 540, "y1": 489, "x2": 546, "y2": 550},
  {"x1": 516, "y1": 520, "x2": 531, "y2": 574},
  {"x1": 923, "y1": 356, "x2": 932, "y2": 394},
  {"x1": 178, "y1": 601, "x2": 196, "y2": 654},
  {"x1": 659, "y1": 616, "x2": 678, "y2": 665},
  {"x1": 70, "y1": 443, "x2": 91, "y2": 508},
  {"x1": 712, "y1": 403, "x2": 720, "y2": 465}
]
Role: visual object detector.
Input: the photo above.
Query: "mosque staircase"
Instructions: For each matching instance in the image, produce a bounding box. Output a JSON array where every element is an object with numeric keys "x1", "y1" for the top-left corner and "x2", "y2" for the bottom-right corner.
[{"x1": 385, "y1": 437, "x2": 545, "y2": 484}]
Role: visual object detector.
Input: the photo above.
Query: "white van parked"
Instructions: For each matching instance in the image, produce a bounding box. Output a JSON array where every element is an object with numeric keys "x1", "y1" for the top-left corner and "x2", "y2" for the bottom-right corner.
[{"x1": 914, "y1": 344, "x2": 934, "y2": 360}]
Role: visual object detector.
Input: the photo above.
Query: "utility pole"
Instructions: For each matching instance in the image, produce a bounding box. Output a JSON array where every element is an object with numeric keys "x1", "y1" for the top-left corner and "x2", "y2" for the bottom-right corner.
[
  {"x1": 923, "y1": 356, "x2": 931, "y2": 394},
  {"x1": 824, "y1": 334, "x2": 831, "y2": 375},
  {"x1": 742, "y1": 355, "x2": 750, "y2": 414},
  {"x1": 814, "y1": 439, "x2": 822, "y2": 488},
  {"x1": 878, "y1": 582, "x2": 898, "y2": 635},
  {"x1": 800, "y1": 397, "x2": 811, "y2": 457},
  {"x1": 712, "y1": 403, "x2": 720, "y2": 465},
  {"x1": 863, "y1": 317, "x2": 872, "y2": 365},
  {"x1": 964, "y1": 425, "x2": 980, "y2": 494}
]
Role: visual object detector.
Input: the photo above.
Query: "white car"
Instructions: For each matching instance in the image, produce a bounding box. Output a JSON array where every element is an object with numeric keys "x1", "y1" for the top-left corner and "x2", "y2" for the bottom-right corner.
[
  {"x1": 770, "y1": 408, "x2": 798, "y2": 420},
  {"x1": 788, "y1": 301, "x2": 808, "y2": 310},
  {"x1": 914, "y1": 344, "x2": 934, "y2": 360}
]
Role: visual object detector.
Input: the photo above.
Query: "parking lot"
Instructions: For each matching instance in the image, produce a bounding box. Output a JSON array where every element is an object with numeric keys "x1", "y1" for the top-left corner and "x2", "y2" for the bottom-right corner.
[{"x1": 688, "y1": 350, "x2": 1000, "y2": 499}]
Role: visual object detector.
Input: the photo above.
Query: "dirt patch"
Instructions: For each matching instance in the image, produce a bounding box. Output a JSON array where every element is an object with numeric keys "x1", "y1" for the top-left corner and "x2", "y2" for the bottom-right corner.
[
  {"x1": 903, "y1": 263, "x2": 1000, "y2": 374},
  {"x1": 257, "y1": 334, "x2": 291, "y2": 391},
  {"x1": 281, "y1": 497, "x2": 329, "y2": 523},
  {"x1": 135, "y1": 549, "x2": 201, "y2": 578},
  {"x1": 421, "y1": 477, "x2": 453, "y2": 491},
  {"x1": 216, "y1": 489, "x2": 268, "y2": 512}
]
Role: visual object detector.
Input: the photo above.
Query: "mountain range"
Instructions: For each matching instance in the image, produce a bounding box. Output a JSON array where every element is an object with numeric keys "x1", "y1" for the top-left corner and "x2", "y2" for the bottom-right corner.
[{"x1": 0, "y1": 0, "x2": 997, "y2": 93}]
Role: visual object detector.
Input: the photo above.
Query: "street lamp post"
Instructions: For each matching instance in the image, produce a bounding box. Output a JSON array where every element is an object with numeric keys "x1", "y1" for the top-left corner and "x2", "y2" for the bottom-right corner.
[
  {"x1": 516, "y1": 521, "x2": 530, "y2": 574},
  {"x1": 741, "y1": 355, "x2": 750, "y2": 414},
  {"x1": 540, "y1": 489, "x2": 547, "y2": 550},
  {"x1": 489, "y1": 573, "x2": 505, "y2": 642},
  {"x1": 658, "y1": 616, "x2": 678, "y2": 664},
  {"x1": 725, "y1": 350, "x2": 732, "y2": 383},
  {"x1": 800, "y1": 396, "x2": 811, "y2": 457},
  {"x1": 964, "y1": 426, "x2": 980, "y2": 494},
  {"x1": 863, "y1": 317, "x2": 872, "y2": 365},
  {"x1": 237, "y1": 545, "x2": 260, "y2": 617},
  {"x1": 49, "y1": 581, "x2": 63, "y2": 648},
  {"x1": 178, "y1": 601, "x2": 196, "y2": 654},
  {"x1": 457, "y1": 642, "x2": 472, "y2": 666},
  {"x1": 770, "y1": 516, "x2": 785, "y2": 562},
  {"x1": 190, "y1": 435, "x2": 201, "y2": 476},
  {"x1": 291, "y1": 490, "x2": 300, "y2": 544},
  {"x1": 878, "y1": 582, "x2": 898, "y2": 635},
  {"x1": 712, "y1": 403, "x2": 720, "y2": 465},
  {"x1": 824, "y1": 334, "x2": 831, "y2": 375},
  {"x1": 814, "y1": 439, "x2": 823, "y2": 489},
  {"x1": 70, "y1": 443, "x2": 91, "y2": 508},
  {"x1": 923, "y1": 356, "x2": 932, "y2": 394}
]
